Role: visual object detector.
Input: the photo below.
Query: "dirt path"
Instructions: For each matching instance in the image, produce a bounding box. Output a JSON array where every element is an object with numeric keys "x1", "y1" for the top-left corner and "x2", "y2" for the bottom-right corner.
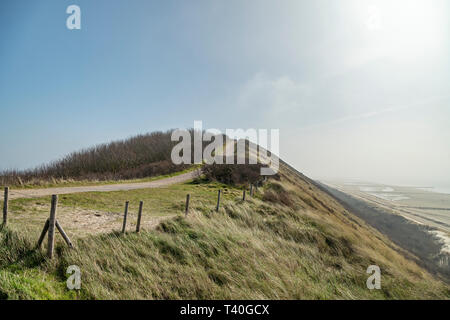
[{"x1": 9, "y1": 170, "x2": 198, "y2": 200}]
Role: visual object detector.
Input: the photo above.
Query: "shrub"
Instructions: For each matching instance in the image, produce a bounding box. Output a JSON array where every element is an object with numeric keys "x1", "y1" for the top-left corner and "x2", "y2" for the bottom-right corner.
[
  {"x1": 0, "y1": 130, "x2": 190, "y2": 185},
  {"x1": 202, "y1": 163, "x2": 263, "y2": 185}
]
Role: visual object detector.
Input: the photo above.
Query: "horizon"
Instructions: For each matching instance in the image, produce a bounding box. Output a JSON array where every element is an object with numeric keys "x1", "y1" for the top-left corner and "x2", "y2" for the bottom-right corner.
[{"x1": 1, "y1": 0, "x2": 449, "y2": 188}]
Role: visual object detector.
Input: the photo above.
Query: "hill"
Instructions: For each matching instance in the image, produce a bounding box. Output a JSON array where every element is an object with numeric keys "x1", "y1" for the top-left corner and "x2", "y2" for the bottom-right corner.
[
  {"x1": 1, "y1": 159, "x2": 449, "y2": 299},
  {"x1": 0, "y1": 130, "x2": 191, "y2": 187}
]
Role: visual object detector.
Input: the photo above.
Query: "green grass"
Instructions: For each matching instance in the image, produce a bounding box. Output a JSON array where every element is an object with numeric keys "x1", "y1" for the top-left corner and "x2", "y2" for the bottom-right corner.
[
  {"x1": 0, "y1": 269, "x2": 74, "y2": 300},
  {"x1": 7, "y1": 178, "x2": 244, "y2": 237},
  {"x1": 8, "y1": 167, "x2": 250, "y2": 224},
  {"x1": 7, "y1": 166, "x2": 199, "y2": 190},
  {"x1": 1, "y1": 167, "x2": 449, "y2": 300},
  {"x1": 0, "y1": 228, "x2": 76, "y2": 300},
  {"x1": 57, "y1": 180, "x2": 242, "y2": 214}
]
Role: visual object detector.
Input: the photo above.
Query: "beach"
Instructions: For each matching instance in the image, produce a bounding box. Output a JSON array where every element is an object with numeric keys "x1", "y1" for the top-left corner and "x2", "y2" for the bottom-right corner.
[{"x1": 319, "y1": 180, "x2": 450, "y2": 282}]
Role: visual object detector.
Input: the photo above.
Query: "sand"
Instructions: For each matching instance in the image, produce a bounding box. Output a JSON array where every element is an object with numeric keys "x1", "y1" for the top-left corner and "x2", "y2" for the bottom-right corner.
[{"x1": 319, "y1": 180, "x2": 450, "y2": 282}]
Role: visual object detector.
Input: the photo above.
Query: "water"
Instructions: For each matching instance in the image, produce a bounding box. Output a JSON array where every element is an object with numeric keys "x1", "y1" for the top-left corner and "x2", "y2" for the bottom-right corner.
[
  {"x1": 358, "y1": 185, "x2": 410, "y2": 201},
  {"x1": 433, "y1": 187, "x2": 450, "y2": 195},
  {"x1": 416, "y1": 186, "x2": 450, "y2": 195}
]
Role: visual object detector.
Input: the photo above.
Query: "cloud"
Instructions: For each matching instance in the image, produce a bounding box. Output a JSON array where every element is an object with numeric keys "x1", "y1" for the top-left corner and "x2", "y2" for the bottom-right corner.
[{"x1": 237, "y1": 73, "x2": 312, "y2": 118}]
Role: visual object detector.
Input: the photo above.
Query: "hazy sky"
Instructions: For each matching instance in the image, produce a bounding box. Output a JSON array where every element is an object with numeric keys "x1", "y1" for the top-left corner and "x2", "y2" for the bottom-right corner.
[{"x1": 0, "y1": 0, "x2": 449, "y2": 186}]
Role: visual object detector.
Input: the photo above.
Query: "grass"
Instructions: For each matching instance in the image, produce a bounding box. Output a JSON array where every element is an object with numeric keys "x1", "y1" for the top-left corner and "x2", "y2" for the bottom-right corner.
[
  {"x1": 0, "y1": 228, "x2": 76, "y2": 299},
  {"x1": 0, "y1": 165, "x2": 449, "y2": 300},
  {"x1": 7, "y1": 166, "x2": 199, "y2": 190},
  {"x1": 7, "y1": 175, "x2": 243, "y2": 237}
]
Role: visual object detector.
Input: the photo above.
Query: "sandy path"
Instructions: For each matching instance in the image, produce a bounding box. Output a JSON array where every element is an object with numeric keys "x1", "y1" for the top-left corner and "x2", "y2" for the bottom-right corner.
[{"x1": 9, "y1": 170, "x2": 198, "y2": 200}]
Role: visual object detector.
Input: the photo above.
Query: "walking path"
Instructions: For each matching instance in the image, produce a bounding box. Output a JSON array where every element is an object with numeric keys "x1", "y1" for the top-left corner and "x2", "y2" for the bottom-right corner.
[{"x1": 8, "y1": 170, "x2": 198, "y2": 200}]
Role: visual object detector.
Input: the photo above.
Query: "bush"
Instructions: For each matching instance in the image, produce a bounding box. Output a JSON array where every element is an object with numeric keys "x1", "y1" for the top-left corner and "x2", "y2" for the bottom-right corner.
[
  {"x1": 0, "y1": 130, "x2": 190, "y2": 185},
  {"x1": 202, "y1": 164, "x2": 263, "y2": 185}
]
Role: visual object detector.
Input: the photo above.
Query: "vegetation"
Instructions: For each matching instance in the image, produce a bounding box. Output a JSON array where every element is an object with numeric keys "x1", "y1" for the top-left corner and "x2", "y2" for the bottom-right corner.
[
  {"x1": 8, "y1": 166, "x2": 198, "y2": 190},
  {"x1": 0, "y1": 130, "x2": 191, "y2": 187},
  {"x1": 0, "y1": 130, "x2": 265, "y2": 189},
  {"x1": 201, "y1": 163, "x2": 266, "y2": 185},
  {"x1": 1, "y1": 164, "x2": 449, "y2": 299}
]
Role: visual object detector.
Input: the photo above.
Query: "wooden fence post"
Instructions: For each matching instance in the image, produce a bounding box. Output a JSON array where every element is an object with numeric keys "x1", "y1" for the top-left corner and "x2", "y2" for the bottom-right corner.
[
  {"x1": 216, "y1": 190, "x2": 221, "y2": 212},
  {"x1": 250, "y1": 184, "x2": 253, "y2": 197},
  {"x1": 136, "y1": 201, "x2": 143, "y2": 233},
  {"x1": 37, "y1": 219, "x2": 50, "y2": 248},
  {"x1": 47, "y1": 195, "x2": 58, "y2": 259},
  {"x1": 185, "y1": 194, "x2": 190, "y2": 216},
  {"x1": 243, "y1": 189, "x2": 246, "y2": 201},
  {"x1": 55, "y1": 220, "x2": 73, "y2": 248},
  {"x1": 37, "y1": 218, "x2": 73, "y2": 250},
  {"x1": 2, "y1": 187, "x2": 9, "y2": 226},
  {"x1": 122, "y1": 201, "x2": 129, "y2": 234}
]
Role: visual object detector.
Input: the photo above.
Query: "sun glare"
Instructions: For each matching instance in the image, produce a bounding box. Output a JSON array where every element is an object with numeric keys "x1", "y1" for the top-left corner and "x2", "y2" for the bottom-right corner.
[{"x1": 361, "y1": 0, "x2": 446, "y2": 60}]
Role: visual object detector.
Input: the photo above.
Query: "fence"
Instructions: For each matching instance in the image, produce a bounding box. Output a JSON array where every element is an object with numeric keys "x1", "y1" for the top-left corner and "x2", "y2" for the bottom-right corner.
[{"x1": 1, "y1": 182, "x2": 263, "y2": 259}]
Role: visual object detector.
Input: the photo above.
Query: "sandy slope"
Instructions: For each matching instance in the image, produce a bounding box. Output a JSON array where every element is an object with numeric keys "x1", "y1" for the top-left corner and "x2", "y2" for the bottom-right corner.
[
  {"x1": 319, "y1": 181, "x2": 450, "y2": 282},
  {"x1": 323, "y1": 180, "x2": 450, "y2": 233}
]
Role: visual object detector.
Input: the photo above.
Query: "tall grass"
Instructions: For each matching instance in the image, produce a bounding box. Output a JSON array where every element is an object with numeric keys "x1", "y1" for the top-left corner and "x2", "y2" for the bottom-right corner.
[{"x1": 1, "y1": 166, "x2": 448, "y2": 299}]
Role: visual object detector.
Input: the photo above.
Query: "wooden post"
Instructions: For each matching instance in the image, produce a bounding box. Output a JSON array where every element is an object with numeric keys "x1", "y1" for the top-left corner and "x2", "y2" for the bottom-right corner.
[
  {"x1": 47, "y1": 195, "x2": 58, "y2": 259},
  {"x1": 243, "y1": 189, "x2": 246, "y2": 201},
  {"x1": 185, "y1": 194, "x2": 190, "y2": 216},
  {"x1": 216, "y1": 190, "x2": 221, "y2": 212},
  {"x1": 136, "y1": 201, "x2": 143, "y2": 233},
  {"x1": 55, "y1": 220, "x2": 73, "y2": 248},
  {"x1": 250, "y1": 184, "x2": 253, "y2": 197},
  {"x1": 37, "y1": 219, "x2": 50, "y2": 248},
  {"x1": 2, "y1": 187, "x2": 9, "y2": 226},
  {"x1": 122, "y1": 201, "x2": 129, "y2": 234}
]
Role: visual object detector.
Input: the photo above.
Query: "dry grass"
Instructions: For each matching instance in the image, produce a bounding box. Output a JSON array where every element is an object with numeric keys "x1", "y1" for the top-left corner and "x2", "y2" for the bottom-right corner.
[{"x1": 0, "y1": 164, "x2": 449, "y2": 299}]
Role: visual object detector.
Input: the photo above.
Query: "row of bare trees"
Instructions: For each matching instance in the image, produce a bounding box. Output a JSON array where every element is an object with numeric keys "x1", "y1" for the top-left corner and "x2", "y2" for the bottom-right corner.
[
  {"x1": 0, "y1": 130, "x2": 190, "y2": 186},
  {"x1": 0, "y1": 129, "x2": 272, "y2": 187}
]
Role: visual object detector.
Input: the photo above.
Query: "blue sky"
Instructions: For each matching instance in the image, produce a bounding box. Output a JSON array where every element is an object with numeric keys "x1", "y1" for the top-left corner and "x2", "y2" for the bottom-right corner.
[{"x1": 1, "y1": 0, "x2": 449, "y2": 186}]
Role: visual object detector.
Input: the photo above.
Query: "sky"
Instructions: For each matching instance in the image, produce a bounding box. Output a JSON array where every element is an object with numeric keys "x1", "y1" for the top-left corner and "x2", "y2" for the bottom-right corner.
[{"x1": 0, "y1": 0, "x2": 449, "y2": 186}]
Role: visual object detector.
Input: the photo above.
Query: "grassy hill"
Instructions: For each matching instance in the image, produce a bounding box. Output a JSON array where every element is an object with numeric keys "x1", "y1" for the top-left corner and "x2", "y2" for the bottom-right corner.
[
  {"x1": 0, "y1": 130, "x2": 191, "y2": 187},
  {"x1": 1, "y1": 161, "x2": 449, "y2": 299}
]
